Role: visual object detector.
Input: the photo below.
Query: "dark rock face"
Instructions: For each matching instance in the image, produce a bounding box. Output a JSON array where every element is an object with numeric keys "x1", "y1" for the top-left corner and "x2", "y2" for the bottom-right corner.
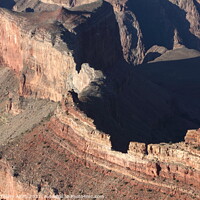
[
  {"x1": 123, "y1": 0, "x2": 200, "y2": 61},
  {"x1": 88, "y1": 0, "x2": 197, "y2": 64},
  {"x1": 140, "y1": 0, "x2": 198, "y2": 56}
]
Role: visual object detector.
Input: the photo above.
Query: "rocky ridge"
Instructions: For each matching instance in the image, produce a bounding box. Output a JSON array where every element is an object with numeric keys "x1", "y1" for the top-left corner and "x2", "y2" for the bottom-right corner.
[{"x1": 0, "y1": 97, "x2": 200, "y2": 199}]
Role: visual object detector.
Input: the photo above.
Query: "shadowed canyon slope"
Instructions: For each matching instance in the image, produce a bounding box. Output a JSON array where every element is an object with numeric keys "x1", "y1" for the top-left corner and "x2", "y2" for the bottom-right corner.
[{"x1": 0, "y1": 0, "x2": 200, "y2": 199}]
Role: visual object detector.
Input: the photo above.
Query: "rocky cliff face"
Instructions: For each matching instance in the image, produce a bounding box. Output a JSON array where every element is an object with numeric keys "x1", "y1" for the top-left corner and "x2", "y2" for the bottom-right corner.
[
  {"x1": 0, "y1": 1, "x2": 123, "y2": 101},
  {"x1": 113, "y1": 0, "x2": 200, "y2": 63},
  {"x1": 185, "y1": 129, "x2": 200, "y2": 146},
  {"x1": 0, "y1": 8, "x2": 76, "y2": 101},
  {"x1": 0, "y1": 100, "x2": 200, "y2": 199}
]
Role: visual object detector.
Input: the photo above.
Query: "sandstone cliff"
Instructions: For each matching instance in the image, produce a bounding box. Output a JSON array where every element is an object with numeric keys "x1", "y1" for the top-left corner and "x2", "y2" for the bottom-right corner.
[{"x1": 0, "y1": 1, "x2": 123, "y2": 101}]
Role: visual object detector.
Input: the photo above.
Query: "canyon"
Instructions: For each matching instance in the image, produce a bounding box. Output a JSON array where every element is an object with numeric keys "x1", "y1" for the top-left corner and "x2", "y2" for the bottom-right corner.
[{"x1": 0, "y1": 0, "x2": 200, "y2": 199}]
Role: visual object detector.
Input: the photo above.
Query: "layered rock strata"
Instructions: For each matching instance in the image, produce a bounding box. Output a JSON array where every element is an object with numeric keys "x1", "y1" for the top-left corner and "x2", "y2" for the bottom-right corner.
[
  {"x1": 0, "y1": 1, "x2": 122, "y2": 101},
  {"x1": 185, "y1": 129, "x2": 200, "y2": 146},
  {"x1": 0, "y1": 100, "x2": 200, "y2": 199}
]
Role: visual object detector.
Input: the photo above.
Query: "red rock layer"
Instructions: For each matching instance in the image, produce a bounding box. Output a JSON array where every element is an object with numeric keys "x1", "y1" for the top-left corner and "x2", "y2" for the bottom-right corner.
[
  {"x1": 1, "y1": 101, "x2": 199, "y2": 199},
  {"x1": 56, "y1": 105, "x2": 200, "y2": 192},
  {"x1": 0, "y1": 8, "x2": 77, "y2": 101},
  {"x1": 0, "y1": 111, "x2": 198, "y2": 199}
]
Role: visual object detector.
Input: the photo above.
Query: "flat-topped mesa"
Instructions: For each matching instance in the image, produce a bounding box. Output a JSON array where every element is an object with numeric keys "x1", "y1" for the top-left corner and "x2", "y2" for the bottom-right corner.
[
  {"x1": 185, "y1": 129, "x2": 200, "y2": 146},
  {"x1": 41, "y1": 0, "x2": 99, "y2": 8}
]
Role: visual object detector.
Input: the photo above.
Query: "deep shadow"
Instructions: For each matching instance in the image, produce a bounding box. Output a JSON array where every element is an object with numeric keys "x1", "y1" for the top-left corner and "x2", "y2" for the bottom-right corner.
[
  {"x1": 143, "y1": 52, "x2": 162, "y2": 63},
  {"x1": 78, "y1": 57, "x2": 200, "y2": 152},
  {"x1": 25, "y1": 8, "x2": 34, "y2": 13},
  {"x1": 57, "y1": 0, "x2": 200, "y2": 153},
  {"x1": 127, "y1": 0, "x2": 200, "y2": 51},
  {"x1": 0, "y1": 0, "x2": 15, "y2": 9},
  {"x1": 61, "y1": 8, "x2": 92, "y2": 15},
  {"x1": 72, "y1": 1, "x2": 123, "y2": 71},
  {"x1": 59, "y1": 1, "x2": 123, "y2": 72}
]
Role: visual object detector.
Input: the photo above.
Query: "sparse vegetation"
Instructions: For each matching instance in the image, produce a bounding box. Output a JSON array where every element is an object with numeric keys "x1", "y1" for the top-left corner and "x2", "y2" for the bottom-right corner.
[
  {"x1": 44, "y1": 112, "x2": 54, "y2": 121},
  {"x1": 193, "y1": 146, "x2": 200, "y2": 150},
  {"x1": 124, "y1": 181, "x2": 129, "y2": 185},
  {"x1": 13, "y1": 169, "x2": 19, "y2": 177},
  {"x1": 37, "y1": 184, "x2": 41, "y2": 192},
  {"x1": 67, "y1": 184, "x2": 73, "y2": 188}
]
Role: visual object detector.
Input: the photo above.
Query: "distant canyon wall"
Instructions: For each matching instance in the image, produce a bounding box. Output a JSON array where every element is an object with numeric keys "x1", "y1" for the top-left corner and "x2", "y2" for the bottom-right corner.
[
  {"x1": 41, "y1": 0, "x2": 98, "y2": 8},
  {"x1": 3, "y1": 0, "x2": 200, "y2": 65},
  {"x1": 168, "y1": 0, "x2": 200, "y2": 39}
]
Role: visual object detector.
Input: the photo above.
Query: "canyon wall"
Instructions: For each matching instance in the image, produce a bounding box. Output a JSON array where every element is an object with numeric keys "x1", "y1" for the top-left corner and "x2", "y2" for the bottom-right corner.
[
  {"x1": 168, "y1": 0, "x2": 200, "y2": 39},
  {"x1": 115, "y1": 0, "x2": 200, "y2": 62},
  {"x1": 56, "y1": 103, "x2": 200, "y2": 190},
  {"x1": 1, "y1": 99, "x2": 200, "y2": 199},
  {"x1": 100, "y1": 0, "x2": 200, "y2": 63},
  {"x1": 0, "y1": 2, "x2": 122, "y2": 101},
  {"x1": 185, "y1": 129, "x2": 200, "y2": 146},
  {"x1": 0, "y1": 8, "x2": 76, "y2": 101},
  {"x1": 0, "y1": 1, "x2": 200, "y2": 199}
]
